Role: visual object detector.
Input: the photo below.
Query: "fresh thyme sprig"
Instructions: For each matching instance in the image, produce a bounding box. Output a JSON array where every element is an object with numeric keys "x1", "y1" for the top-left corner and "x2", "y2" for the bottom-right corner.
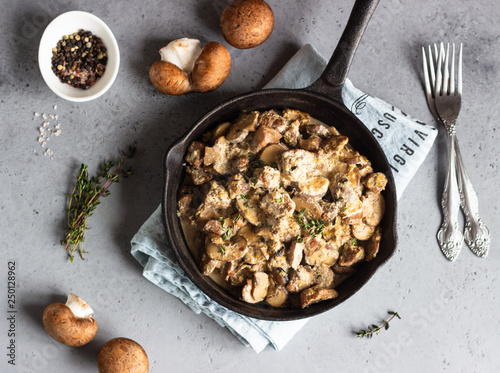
[
  {"x1": 61, "y1": 146, "x2": 136, "y2": 262},
  {"x1": 356, "y1": 311, "x2": 401, "y2": 339}
]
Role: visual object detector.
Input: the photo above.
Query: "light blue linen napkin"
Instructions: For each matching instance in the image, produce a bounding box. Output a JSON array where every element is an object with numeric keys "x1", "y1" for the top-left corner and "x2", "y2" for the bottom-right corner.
[{"x1": 131, "y1": 44, "x2": 437, "y2": 353}]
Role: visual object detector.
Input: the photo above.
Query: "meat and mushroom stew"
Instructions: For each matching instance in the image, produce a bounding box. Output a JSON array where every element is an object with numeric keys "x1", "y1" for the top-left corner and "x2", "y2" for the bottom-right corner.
[{"x1": 177, "y1": 109, "x2": 387, "y2": 308}]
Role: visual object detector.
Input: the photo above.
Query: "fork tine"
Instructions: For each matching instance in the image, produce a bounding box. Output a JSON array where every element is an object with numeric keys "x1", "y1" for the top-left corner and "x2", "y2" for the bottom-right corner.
[
  {"x1": 422, "y1": 47, "x2": 432, "y2": 99},
  {"x1": 428, "y1": 45, "x2": 436, "y2": 93},
  {"x1": 458, "y1": 43, "x2": 463, "y2": 95},
  {"x1": 435, "y1": 43, "x2": 444, "y2": 95},
  {"x1": 450, "y1": 43, "x2": 456, "y2": 94},
  {"x1": 443, "y1": 43, "x2": 450, "y2": 95}
]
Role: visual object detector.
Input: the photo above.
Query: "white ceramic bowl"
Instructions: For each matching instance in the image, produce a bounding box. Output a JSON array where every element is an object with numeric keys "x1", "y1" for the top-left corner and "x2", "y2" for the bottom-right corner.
[{"x1": 38, "y1": 11, "x2": 120, "y2": 102}]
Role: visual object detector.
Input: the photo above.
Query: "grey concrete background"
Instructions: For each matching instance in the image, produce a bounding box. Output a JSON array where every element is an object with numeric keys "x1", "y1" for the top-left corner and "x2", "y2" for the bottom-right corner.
[{"x1": 1, "y1": 0, "x2": 499, "y2": 372}]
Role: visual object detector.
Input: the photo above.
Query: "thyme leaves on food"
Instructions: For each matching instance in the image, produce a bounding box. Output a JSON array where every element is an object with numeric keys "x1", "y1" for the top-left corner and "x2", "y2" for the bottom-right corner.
[
  {"x1": 294, "y1": 208, "x2": 325, "y2": 239},
  {"x1": 356, "y1": 311, "x2": 401, "y2": 339},
  {"x1": 244, "y1": 157, "x2": 265, "y2": 184},
  {"x1": 61, "y1": 146, "x2": 136, "y2": 262}
]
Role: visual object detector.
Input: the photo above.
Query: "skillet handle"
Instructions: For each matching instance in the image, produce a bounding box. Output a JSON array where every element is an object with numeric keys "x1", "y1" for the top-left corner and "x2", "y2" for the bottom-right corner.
[{"x1": 306, "y1": 0, "x2": 380, "y2": 100}]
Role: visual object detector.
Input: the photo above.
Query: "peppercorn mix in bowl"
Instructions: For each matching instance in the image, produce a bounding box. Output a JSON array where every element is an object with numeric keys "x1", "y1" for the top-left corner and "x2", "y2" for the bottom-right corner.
[{"x1": 38, "y1": 11, "x2": 120, "y2": 102}]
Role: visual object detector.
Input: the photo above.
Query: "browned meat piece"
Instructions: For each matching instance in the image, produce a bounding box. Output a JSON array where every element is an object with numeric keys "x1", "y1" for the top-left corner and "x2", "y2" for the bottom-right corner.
[
  {"x1": 286, "y1": 266, "x2": 315, "y2": 292},
  {"x1": 202, "y1": 219, "x2": 225, "y2": 235},
  {"x1": 287, "y1": 240, "x2": 304, "y2": 269},
  {"x1": 299, "y1": 136, "x2": 322, "y2": 152},
  {"x1": 259, "y1": 110, "x2": 287, "y2": 133},
  {"x1": 205, "y1": 233, "x2": 248, "y2": 261},
  {"x1": 268, "y1": 216, "x2": 302, "y2": 243},
  {"x1": 365, "y1": 226, "x2": 382, "y2": 261},
  {"x1": 268, "y1": 252, "x2": 290, "y2": 273},
  {"x1": 185, "y1": 141, "x2": 205, "y2": 167},
  {"x1": 242, "y1": 272, "x2": 269, "y2": 303},
  {"x1": 363, "y1": 172, "x2": 388, "y2": 194},
  {"x1": 330, "y1": 168, "x2": 363, "y2": 222},
  {"x1": 203, "y1": 217, "x2": 235, "y2": 239},
  {"x1": 200, "y1": 254, "x2": 219, "y2": 276},
  {"x1": 314, "y1": 266, "x2": 334, "y2": 288},
  {"x1": 251, "y1": 125, "x2": 282, "y2": 153},
  {"x1": 282, "y1": 108, "x2": 310, "y2": 123},
  {"x1": 332, "y1": 262, "x2": 357, "y2": 275},
  {"x1": 186, "y1": 166, "x2": 212, "y2": 185},
  {"x1": 232, "y1": 155, "x2": 249, "y2": 174},
  {"x1": 338, "y1": 244, "x2": 365, "y2": 266},
  {"x1": 226, "y1": 111, "x2": 260, "y2": 144},
  {"x1": 220, "y1": 260, "x2": 240, "y2": 282},
  {"x1": 204, "y1": 136, "x2": 231, "y2": 175},
  {"x1": 204, "y1": 180, "x2": 231, "y2": 209},
  {"x1": 300, "y1": 286, "x2": 338, "y2": 308},
  {"x1": 253, "y1": 166, "x2": 281, "y2": 190},
  {"x1": 243, "y1": 242, "x2": 269, "y2": 265},
  {"x1": 319, "y1": 135, "x2": 349, "y2": 156},
  {"x1": 356, "y1": 155, "x2": 374, "y2": 177},
  {"x1": 236, "y1": 194, "x2": 266, "y2": 226},
  {"x1": 362, "y1": 191, "x2": 385, "y2": 227},
  {"x1": 193, "y1": 203, "x2": 217, "y2": 228},
  {"x1": 304, "y1": 239, "x2": 339, "y2": 267},
  {"x1": 177, "y1": 193, "x2": 194, "y2": 219},
  {"x1": 282, "y1": 122, "x2": 301, "y2": 147},
  {"x1": 259, "y1": 190, "x2": 295, "y2": 219},
  {"x1": 278, "y1": 149, "x2": 316, "y2": 182},
  {"x1": 227, "y1": 174, "x2": 251, "y2": 200},
  {"x1": 306, "y1": 123, "x2": 332, "y2": 139},
  {"x1": 341, "y1": 155, "x2": 362, "y2": 164},
  {"x1": 323, "y1": 216, "x2": 352, "y2": 247},
  {"x1": 319, "y1": 200, "x2": 340, "y2": 222}
]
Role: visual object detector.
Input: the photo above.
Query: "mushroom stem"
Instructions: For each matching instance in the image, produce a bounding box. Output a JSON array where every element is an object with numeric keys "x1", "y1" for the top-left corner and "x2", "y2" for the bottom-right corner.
[
  {"x1": 65, "y1": 293, "x2": 94, "y2": 318},
  {"x1": 159, "y1": 38, "x2": 202, "y2": 74}
]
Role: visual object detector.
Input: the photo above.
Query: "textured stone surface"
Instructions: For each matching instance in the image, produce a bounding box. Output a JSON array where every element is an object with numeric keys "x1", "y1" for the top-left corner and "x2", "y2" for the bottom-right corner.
[{"x1": 1, "y1": 0, "x2": 499, "y2": 371}]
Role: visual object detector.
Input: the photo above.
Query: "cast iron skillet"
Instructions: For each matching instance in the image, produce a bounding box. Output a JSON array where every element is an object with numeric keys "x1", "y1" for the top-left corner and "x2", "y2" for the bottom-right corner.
[{"x1": 162, "y1": 0, "x2": 397, "y2": 321}]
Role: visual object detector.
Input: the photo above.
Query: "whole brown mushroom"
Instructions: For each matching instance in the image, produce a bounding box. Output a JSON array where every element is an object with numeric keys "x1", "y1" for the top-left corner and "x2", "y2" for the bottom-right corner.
[
  {"x1": 220, "y1": 0, "x2": 274, "y2": 49},
  {"x1": 97, "y1": 337, "x2": 149, "y2": 373},
  {"x1": 42, "y1": 293, "x2": 98, "y2": 347},
  {"x1": 149, "y1": 38, "x2": 231, "y2": 95}
]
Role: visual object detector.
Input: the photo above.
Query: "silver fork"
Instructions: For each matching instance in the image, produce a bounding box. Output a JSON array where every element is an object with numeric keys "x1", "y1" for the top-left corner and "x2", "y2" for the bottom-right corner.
[{"x1": 423, "y1": 43, "x2": 490, "y2": 260}]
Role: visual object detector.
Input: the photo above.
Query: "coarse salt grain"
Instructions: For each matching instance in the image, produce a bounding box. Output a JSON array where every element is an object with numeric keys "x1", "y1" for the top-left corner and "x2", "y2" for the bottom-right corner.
[{"x1": 34, "y1": 107, "x2": 61, "y2": 160}]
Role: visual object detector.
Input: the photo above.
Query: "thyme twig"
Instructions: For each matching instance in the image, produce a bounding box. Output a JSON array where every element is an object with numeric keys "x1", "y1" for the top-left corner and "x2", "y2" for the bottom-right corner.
[
  {"x1": 356, "y1": 311, "x2": 401, "y2": 339},
  {"x1": 61, "y1": 146, "x2": 136, "y2": 262}
]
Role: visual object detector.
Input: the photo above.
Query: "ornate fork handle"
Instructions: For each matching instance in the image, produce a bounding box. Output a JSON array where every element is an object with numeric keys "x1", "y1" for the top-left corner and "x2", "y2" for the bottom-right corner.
[
  {"x1": 437, "y1": 124, "x2": 464, "y2": 261},
  {"x1": 454, "y1": 137, "x2": 490, "y2": 257}
]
